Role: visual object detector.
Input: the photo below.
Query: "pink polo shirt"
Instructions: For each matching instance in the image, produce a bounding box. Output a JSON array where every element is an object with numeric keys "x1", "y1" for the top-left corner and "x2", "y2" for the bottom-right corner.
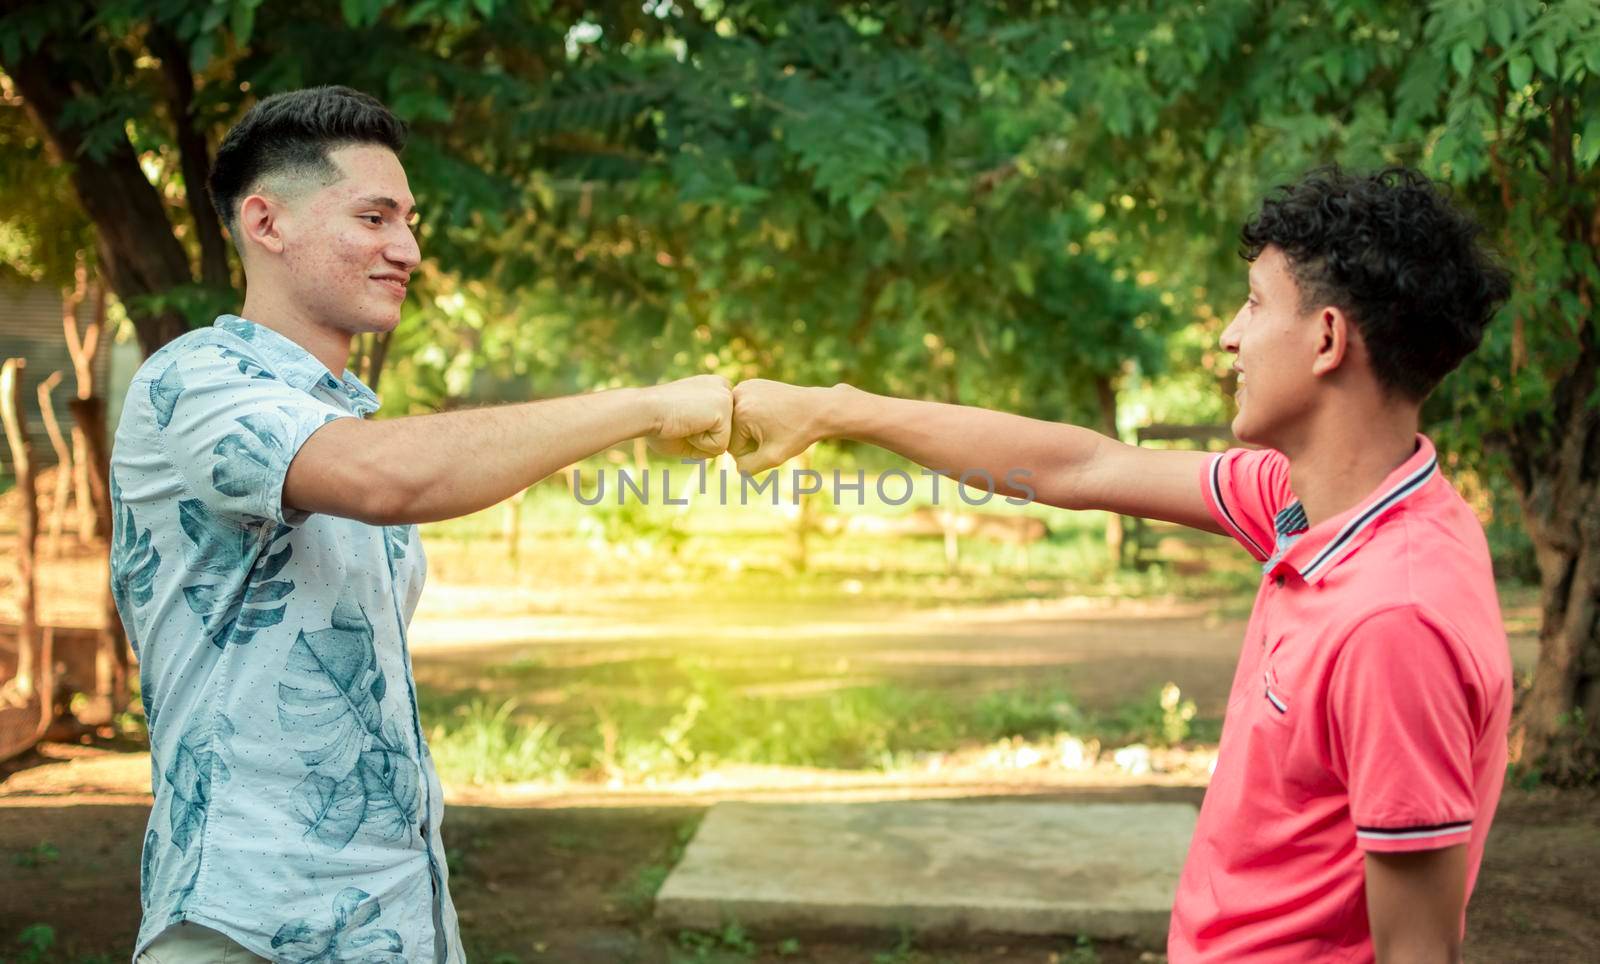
[{"x1": 1169, "y1": 435, "x2": 1512, "y2": 962}]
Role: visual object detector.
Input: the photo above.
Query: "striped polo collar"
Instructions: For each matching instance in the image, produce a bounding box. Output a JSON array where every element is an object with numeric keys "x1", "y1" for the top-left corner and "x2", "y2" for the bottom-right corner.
[
  {"x1": 213, "y1": 314, "x2": 381, "y2": 415},
  {"x1": 1270, "y1": 435, "x2": 1440, "y2": 585}
]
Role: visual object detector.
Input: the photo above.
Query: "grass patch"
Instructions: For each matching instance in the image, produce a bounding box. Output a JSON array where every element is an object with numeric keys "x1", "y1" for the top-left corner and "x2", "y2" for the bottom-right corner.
[{"x1": 422, "y1": 663, "x2": 1209, "y2": 787}]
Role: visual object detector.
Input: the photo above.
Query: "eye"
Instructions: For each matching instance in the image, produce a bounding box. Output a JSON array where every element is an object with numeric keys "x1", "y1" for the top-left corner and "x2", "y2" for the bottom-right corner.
[{"x1": 360, "y1": 214, "x2": 384, "y2": 225}]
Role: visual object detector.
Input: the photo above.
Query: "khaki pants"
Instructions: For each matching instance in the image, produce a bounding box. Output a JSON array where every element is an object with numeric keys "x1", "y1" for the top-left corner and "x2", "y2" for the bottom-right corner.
[{"x1": 136, "y1": 922, "x2": 272, "y2": 964}]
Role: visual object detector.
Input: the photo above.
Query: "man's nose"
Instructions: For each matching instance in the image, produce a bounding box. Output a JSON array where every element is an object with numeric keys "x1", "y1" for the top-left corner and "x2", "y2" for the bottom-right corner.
[
  {"x1": 1219, "y1": 308, "x2": 1245, "y2": 353},
  {"x1": 389, "y1": 228, "x2": 420, "y2": 271}
]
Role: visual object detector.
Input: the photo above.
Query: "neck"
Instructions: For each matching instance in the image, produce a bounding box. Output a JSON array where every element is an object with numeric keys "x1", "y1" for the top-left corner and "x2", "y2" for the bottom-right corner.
[
  {"x1": 238, "y1": 286, "x2": 351, "y2": 376},
  {"x1": 1279, "y1": 393, "x2": 1420, "y2": 527}
]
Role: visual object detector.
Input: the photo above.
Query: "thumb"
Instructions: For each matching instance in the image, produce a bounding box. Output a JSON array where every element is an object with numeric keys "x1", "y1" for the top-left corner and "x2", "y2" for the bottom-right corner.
[
  {"x1": 688, "y1": 426, "x2": 728, "y2": 458},
  {"x1": 728, "y1": 416, "x2": 759, "y2": 458},
  {"x1": 734, "y1": 446, "x2": 776, "y2": 476}
]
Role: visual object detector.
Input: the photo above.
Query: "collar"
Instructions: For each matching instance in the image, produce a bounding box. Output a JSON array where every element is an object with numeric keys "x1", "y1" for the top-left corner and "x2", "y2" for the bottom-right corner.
[
  {"x1": 1269, "y1": 435, "x2": 1440, "y2": 585},
  {"x1": 213, "y1": 315, "x2": 381, "y2": 416}
]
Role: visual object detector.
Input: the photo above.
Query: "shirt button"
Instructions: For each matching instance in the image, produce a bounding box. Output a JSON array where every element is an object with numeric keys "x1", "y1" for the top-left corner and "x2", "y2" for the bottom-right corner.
[{"x1": 1274, "y1": 574, "x2": 1285, "y2": 587}]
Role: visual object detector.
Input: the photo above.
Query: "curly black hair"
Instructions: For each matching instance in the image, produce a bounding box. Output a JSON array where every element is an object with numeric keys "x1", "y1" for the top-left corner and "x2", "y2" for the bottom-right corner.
[
  {"x1": 209, "y1": 86, "x2": 407, "y2": 240},
  {"x1": 1240, "y1": 166, "x2": 1512, "y2": 401}
]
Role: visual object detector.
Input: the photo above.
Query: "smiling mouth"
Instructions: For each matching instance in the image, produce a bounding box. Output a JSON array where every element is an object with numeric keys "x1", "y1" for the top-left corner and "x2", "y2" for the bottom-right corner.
[{"x1": 372, "y1": 277, "x2": 407, "y2": 296}]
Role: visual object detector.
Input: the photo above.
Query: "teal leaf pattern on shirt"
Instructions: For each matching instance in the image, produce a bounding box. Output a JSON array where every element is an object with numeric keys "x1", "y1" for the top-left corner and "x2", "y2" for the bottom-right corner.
[
  {"x1": 278, "y1": 594, "x2": 421, "y2": 851},
  {"x1": 218, "y1": 345, "x2": 276, "y2": 380},
  {"x1": 278, "y1": 596, "x2": 389, "y2": 774},
  {"x1": 140, "y1": 830, "x2": 159, "y2": 910},
  {"x1": 384, "y1": 526, "x2": 409, "y2": 561},
  {"x1": 356, "y1": 749, "x2": 420, "y2": 842},
  {"x1": 165, "y1": 712, "x2": 235, "y2": 853},
  {"x1": 211, "y1": 409, "x2": 298, "y2": 500},
  {"x1": 271, "y1": 887, "x2": 405, "y2": 963},
  {"x1": 110, "y1": 475, "x2": 162, "y2": 609},
  {"x1": 381, "y1": 525, "x2": 412, "y2": 583},
  {"x1": 178, "y1": 499, "x2": 295, "y2": 648},
  {"x1": 110, "y1": 472, "x2": 161, "y2": 660},
  {"x1": 290, "y1": 771, "x2": 367, "y2": 850},
  {"x1": 149, "y1": 359, "x2": 184, "y2": 430}
]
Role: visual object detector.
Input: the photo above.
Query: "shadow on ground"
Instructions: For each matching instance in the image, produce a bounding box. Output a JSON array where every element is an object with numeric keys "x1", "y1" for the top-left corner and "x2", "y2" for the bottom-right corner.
[{"x1": 1, "y1": 773, "x2": 1595, "y2": 963}]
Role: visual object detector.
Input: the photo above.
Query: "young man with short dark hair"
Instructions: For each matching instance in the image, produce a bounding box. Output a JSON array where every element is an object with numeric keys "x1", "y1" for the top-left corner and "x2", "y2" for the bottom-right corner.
[
  {"x1": 111, "y1": 86, "x2": 731, "y2": 963},
  {"x1": 729, "y1": 167, "x2": 1513, "y2": 962}
]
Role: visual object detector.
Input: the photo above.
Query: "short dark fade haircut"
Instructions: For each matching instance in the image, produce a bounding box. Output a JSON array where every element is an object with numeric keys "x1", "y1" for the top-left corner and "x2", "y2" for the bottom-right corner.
[
  {"x1": 208, "y1": 85, "x2": 407, "y2": 239},
  {"x1": 1240, "y1": 166, "x2": 1512, "y2": 401}
]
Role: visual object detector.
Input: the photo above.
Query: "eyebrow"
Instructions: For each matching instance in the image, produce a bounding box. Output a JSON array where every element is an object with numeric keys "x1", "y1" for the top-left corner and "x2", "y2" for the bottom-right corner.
[{"x1": 355, "y1": 195, "x2": 418, "y2": 217}]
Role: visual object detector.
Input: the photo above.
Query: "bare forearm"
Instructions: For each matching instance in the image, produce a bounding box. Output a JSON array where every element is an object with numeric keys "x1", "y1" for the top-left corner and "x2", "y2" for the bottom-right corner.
[
  {"x1": 816, "y1": 384, "x2": 1106, "y2": 506},
  {"x1": 290, "y1": 387, "x2": 659, "y2": 524}
]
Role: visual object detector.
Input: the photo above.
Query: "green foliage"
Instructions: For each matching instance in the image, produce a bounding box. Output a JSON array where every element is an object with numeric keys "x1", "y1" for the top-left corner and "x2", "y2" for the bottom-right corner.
[
  {"x1": 425, "y1": 698, "x2": 571, "y2": 785},
  {"x1": 1103, "y1": 683, "x2": 1199, "y2": 748},
  {"x1": 1060, "y1": 934, "x2": 1101, "y2": 964},
  {"x1": 11, "y1": 924, "x2": 54, "y2": 964},
  {"x1": 674, "y1": 922, "x2": 758, "y2": 962},
  {"x1": 11, "y1": 840, "x2": 60, "y2": 868}
]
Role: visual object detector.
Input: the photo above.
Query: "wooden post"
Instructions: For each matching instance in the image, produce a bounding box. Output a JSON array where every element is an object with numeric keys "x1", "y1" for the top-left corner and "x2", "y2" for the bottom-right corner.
[
  {"x1": 60, "y1": 258, "x2": 126, "y2": 721},
  {"x1": 36, "y1": 371, "x2": 74, "y2": 558},
  {"x1": 1, "y1": 358, "x2": 52, "y2": 740},
  {"x1": 62, "y1": 258, "x2": 109, "y2": 542}
]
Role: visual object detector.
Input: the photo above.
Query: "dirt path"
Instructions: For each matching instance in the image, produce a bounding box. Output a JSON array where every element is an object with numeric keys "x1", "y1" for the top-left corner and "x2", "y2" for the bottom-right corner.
[
  {"x1": 2, "y1": 749, "x2": 1594, "y2": 964},
  {"x1": 404, "y1": 591, "x2": 1541, "y2": 722},
  {"x1": 0, "y1": 596, "x2": 1567, "y2": 962}
]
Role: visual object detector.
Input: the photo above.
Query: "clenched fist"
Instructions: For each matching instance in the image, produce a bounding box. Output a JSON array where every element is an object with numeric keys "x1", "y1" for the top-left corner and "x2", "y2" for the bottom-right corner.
[
  {"x1": 729, "y1": 379, "x2": 834, "y2": 474},
  {"x1": 645, "y1": 374, "x2": 733, "y2": 458}
]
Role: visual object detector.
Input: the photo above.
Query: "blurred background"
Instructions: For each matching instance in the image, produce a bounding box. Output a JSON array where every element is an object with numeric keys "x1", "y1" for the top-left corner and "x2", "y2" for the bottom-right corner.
[{"x1": 0, "y1": 1, "x2": 1596, "y2": 961}]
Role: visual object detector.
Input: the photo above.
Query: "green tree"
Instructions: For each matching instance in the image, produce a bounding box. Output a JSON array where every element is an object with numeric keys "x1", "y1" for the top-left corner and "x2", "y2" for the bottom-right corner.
[{"x1": 4, "y1": 0, "x2": 1595, "y2": 779}]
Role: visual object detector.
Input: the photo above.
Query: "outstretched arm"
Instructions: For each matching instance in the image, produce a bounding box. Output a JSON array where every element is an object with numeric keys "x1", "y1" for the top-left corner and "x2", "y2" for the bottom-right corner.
[
  {"x1": 286, "y1": 374, "x2": 731, "y2": 525},
  {"x1": 730, "y1": 380, "x2": 1223, "y2": 533}
]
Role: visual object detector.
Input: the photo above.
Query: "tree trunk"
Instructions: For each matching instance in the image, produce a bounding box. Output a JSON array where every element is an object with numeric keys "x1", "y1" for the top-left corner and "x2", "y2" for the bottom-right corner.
[
  {"x1": 68, "y1": 398, "x2": 113, "y2": 545},
  {"x1": 4, "y1": 40, "x2": 192, "y2": 356},
  {"x1": 147, "y1": 27, "x2": 233, "y2": 291},
  {"x1": 1, "y1": 359, "x2": 51, "y2": 741},
  {"x1": 62, "y1": 266, "x2": 111, "y2": 542},
  {"x1": 36, "y1": 371, "x2": 74, "y2": 558},
  {"x1": 366, "y1": 331, "x2": 393, "y2": 393},
  {"x1": 1505, "y1": 320, "x2": 1600, "y2": 784}
]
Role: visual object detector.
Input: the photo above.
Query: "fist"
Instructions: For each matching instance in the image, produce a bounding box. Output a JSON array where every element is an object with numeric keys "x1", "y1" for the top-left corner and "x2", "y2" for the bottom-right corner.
[
  {"x1": 730, "y1": 379, "x2": 825, "y2": 474},
  {"x1": 646, "y1": 374, "x2": 733, "y2": 458}
]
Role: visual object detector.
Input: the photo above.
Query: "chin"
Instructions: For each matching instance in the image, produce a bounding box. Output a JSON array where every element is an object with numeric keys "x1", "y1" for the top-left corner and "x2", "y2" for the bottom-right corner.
[
  {"x1": 348, "y1": 310, "x2": 402, "y2": 335},
  {"x1": 1230, "y1": 411, "x2": 1265, "y2": 448}
]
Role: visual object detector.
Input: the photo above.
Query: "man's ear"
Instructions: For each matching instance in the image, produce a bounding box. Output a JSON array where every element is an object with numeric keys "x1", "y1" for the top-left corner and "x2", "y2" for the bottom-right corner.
[
  {"x1": 1310, "y1": 306, "x2": 1354, "y2": 378},
  {"x1": 237, "y1": 194, "x2": 287, "y2": 257}
]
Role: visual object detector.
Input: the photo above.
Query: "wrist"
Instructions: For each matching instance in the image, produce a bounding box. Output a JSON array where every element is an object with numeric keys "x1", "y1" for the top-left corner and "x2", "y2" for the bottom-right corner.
[
  {"x1": 632, "y1": 385, "x2": 666, "y2": 437},
  {"x1": 814, "y1": 383, "x2": 858, "y2": 440}
]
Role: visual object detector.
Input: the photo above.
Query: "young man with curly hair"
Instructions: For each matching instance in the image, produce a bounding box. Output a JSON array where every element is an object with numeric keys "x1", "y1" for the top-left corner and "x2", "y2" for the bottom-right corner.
[{"x1": 729, "y1": 167, "x2": 1513, "y2": 962}]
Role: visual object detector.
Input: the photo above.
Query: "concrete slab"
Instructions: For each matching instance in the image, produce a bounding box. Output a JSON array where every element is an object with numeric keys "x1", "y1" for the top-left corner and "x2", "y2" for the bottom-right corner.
[{"x1": 655, "y1": 800, "x2": 1195, "y2": 945}]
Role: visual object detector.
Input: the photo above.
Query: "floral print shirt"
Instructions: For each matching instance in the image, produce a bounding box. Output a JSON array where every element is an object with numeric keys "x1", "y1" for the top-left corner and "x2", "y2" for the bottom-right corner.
[{"x1": 110, "y1": 315, "x2": 461, "y2": 963}]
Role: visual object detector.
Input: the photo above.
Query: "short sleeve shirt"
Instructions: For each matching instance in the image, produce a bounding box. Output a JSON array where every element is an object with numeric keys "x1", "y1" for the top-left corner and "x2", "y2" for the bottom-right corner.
[
  {"x1": 1168, "y1": 436, "x2": 1512, "y2": 962},
  {"x1": 110, "y1": 315, "x2": 463, "y2": 963}
]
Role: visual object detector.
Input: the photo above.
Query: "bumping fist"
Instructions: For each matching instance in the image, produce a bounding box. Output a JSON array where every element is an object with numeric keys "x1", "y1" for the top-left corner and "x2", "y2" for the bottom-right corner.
[
  {"x1": 646, "y1": 374, "x2": 733, "y2": 459},
  {"x1": 729, "y1": 379, "x2": 828, "y2": 474}
]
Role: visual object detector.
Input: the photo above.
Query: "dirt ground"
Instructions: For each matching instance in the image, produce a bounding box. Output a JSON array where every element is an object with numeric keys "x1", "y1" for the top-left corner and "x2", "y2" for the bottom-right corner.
[
  {"x1": 1, "y1": 590, "x2": 1591, "y2": 964},
  {"x1": 1, "y1": 741, "x2": 1597, "y2": 963}
]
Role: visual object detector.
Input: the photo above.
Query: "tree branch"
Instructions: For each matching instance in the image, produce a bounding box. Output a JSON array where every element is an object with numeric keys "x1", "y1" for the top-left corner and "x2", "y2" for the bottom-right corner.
[{"x1": 2, "y1": 30, "x2": 193, "y2": 355}]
